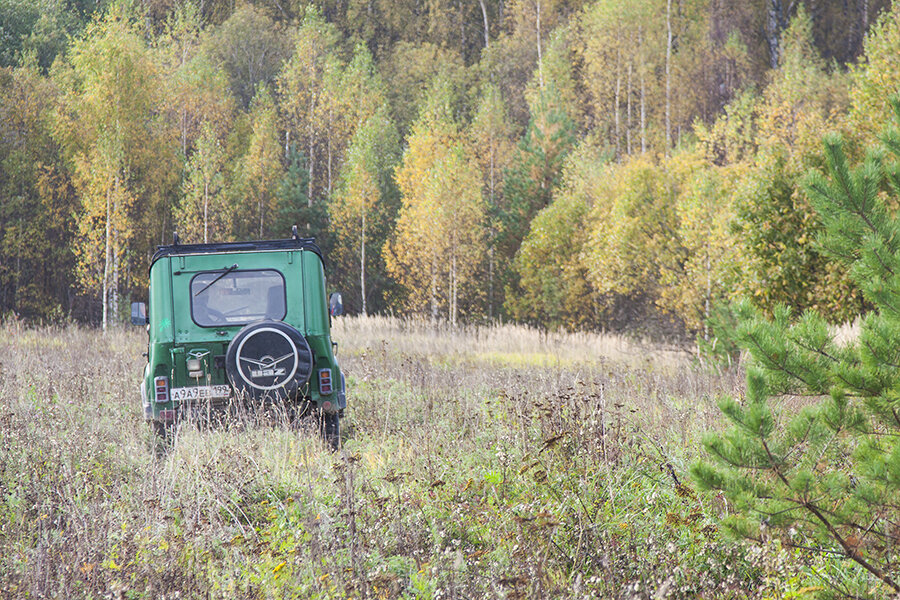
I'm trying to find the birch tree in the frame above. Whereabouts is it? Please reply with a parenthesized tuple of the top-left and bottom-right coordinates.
(386, 81, 486, 323)
(330, 108, 400, 315)
(277, 7, 341, 204)
(178, 120, 229, 243)
(241, 87, 283, 239)
(54, 6, 160, 329)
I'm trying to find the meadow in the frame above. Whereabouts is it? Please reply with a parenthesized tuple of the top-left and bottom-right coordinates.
(0, 317, 851, 598)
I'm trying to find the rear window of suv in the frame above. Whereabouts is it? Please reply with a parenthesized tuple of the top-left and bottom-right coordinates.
(191, 269, 286, 327)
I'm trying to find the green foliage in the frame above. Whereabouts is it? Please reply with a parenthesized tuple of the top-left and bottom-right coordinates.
(507, 140, 605, 330)
(498, 82, 576, 270)
(380, 41, 469, 139)
(274, 145, 311, 236)
(0, 60, 76, 320)
(693, 99, 900, 596)
(0, 0, 98, 70)
(849, 2, 900, 146)
(695, 299, 742, 369)
(583, 155, 681, 300)
(329, 107, 400, 315)
(237, 86, 284, 239)
(201, 5, 289, 109)
(729, 7, 862, 323)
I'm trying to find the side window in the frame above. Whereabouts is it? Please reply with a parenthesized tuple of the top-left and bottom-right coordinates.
(191, 269, 286, 327)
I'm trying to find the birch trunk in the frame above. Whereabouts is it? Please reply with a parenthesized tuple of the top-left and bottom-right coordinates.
(766, 0, 782, 68)
(259, 189, 265, 239)
(479, 0, 490, 48)
(450, 249, 458, 327)
(536, 0, 544, 90)
(102, 185, 111, 331)
(614, 44, 621, 160)
(488, 142, 496, 320)
(307, 92, 316, 211)
(203, 174, 209, 244)
(308, 130, 315, 212)
(110, 173, 121, 327)
(112, 228, 119, 327)
(626, 61, 633, 156)
(639, 26, 646, 154)
(488, 244, 495, 321)
(861, 0, 869, 47)
(326, 110, 333, 195)
(765, 0, 795, 68)
(665, 0, 672, 154)
(430, 259, 438, 323)
(360, 209, 367, 316)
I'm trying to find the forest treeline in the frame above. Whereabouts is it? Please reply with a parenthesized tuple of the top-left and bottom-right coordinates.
(2, 0, 899, 336)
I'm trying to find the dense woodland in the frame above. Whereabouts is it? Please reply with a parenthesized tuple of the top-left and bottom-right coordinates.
(1, 0, 899, 336)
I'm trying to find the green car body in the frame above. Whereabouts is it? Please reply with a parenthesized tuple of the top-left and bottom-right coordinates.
(134, 234, 345, 435)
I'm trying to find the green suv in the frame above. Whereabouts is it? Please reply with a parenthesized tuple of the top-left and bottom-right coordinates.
(132, 229, 345, 446)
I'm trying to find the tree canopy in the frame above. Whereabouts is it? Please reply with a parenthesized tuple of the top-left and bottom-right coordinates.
(0, 0, 897, 335)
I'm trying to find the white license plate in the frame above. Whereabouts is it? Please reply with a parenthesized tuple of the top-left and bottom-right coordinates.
(171, 385, 231, 401)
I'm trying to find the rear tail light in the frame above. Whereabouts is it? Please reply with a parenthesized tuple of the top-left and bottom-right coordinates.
(318, 368, 333, 395)
(154, 376, 169, 403)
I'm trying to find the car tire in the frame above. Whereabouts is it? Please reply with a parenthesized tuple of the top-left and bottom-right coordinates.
(225, 320, 313, 403)
(321, 411, 340, 450)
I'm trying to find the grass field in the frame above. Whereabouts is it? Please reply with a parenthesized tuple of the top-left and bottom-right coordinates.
(0, 317, 850, 599)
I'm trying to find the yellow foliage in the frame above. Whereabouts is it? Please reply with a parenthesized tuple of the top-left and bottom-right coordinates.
(387, 103, 486, 324)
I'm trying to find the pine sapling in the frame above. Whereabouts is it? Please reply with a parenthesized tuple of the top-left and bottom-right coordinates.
(693, 98, 900, 596)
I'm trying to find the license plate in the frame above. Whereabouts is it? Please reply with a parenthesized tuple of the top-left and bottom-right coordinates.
(171, 385, 231, 402)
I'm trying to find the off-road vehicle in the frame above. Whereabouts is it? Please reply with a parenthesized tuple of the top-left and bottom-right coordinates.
(131, 228, 345, 446)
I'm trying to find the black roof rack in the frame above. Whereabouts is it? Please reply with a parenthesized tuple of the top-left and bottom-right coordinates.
(150, 236, 324, 270)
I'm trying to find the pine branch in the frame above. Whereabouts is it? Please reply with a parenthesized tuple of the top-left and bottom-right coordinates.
(760, 435, 900, 592)
(745, 329, 817, 390)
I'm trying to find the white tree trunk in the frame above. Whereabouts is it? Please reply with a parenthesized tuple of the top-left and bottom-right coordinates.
(640, 68, 646, 153)
(626, 60, 633, 156)
(110, 173, 122, 328)
(307, 92, 315, 211)
(203, 175, 209, 244)
(614, 45, 621, 160)
(449, 249, 458, 327)
(430, 259, 438, 323)
(479, 0, 490, 48)
(327, 111, 333, 195)
(536, 0, 544, 90)
(665, 0, 672, 154)
(102, 186, 111, 331)
(259, 192, 264, 239)
(360, 209, 367, 316)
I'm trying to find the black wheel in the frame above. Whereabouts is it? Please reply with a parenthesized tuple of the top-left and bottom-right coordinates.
(149, 420, 173, 457)
(225, 320, 313, 403)
(320, 411, 340, 450)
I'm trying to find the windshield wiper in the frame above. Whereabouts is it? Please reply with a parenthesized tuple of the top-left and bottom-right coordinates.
(194, 264, 238, 297)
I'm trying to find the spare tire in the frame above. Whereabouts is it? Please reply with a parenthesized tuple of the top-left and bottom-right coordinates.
(225, 320, 313, 402)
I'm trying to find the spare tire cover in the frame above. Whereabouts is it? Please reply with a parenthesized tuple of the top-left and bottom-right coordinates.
(225, 320, 313, 402)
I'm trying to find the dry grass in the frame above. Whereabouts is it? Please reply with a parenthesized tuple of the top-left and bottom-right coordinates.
(333, 315, 690, 372)
(0, 317, 835, 599)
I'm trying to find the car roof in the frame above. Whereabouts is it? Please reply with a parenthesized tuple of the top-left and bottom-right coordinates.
(150, 236, 325, 271)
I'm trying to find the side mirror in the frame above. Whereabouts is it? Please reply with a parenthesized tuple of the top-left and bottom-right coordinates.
(131, 302, 148, 326)
(329, 292, 344, 317)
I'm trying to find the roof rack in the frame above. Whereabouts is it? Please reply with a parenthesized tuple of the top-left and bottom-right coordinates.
(150, 236, 324, 269)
